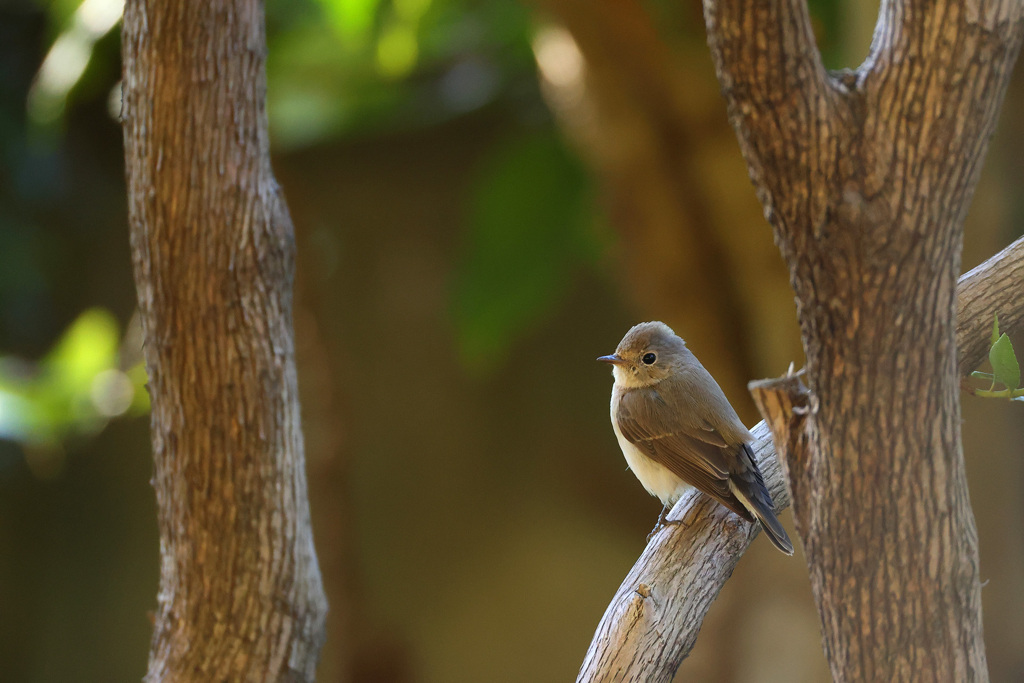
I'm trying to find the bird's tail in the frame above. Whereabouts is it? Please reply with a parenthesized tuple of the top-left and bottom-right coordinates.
(748, 497, 795, 555)
(729, 445, 794, 556)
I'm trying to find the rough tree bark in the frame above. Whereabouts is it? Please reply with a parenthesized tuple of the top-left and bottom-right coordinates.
(121, 1, 328, 680)
(578, 0, 1024, 679)
(709, 0, 1023, 678)
(578, 236, 1024, 681)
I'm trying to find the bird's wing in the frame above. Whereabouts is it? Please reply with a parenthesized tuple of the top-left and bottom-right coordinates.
(615, 387, 752, 520)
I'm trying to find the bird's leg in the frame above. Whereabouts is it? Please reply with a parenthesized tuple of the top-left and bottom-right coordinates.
(647, 503, 689, 542)
(656, 504, 671, 529)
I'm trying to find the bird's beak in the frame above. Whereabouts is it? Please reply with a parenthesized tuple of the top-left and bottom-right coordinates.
(597, 354, 628, 366)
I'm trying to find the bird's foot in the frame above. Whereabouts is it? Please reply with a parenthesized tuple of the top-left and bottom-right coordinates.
(647, 506, 689, 542)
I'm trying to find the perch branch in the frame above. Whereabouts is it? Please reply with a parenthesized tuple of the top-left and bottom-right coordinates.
(577, 236, 1024, 683)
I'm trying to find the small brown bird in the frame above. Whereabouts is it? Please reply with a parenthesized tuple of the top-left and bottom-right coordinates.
(599, 321, 793, 554)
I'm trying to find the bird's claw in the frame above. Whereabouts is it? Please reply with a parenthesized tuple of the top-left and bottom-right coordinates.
(647, 507, 689, 542)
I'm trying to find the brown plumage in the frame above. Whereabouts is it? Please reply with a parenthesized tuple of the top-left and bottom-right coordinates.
(599, 321, 793, 555)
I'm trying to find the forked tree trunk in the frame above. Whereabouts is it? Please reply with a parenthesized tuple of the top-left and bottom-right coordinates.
(579, 1, 1024, 681)
(121, 1, 328, 680)
(706, 0, 1023, 678)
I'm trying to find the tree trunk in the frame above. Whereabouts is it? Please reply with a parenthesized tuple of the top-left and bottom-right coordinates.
(121, 1, 328, 680)
(703, 0, 1023, 679)
(578, 0, 1024, 679)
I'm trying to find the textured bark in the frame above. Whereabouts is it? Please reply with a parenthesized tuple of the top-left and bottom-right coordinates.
(577, 236, 1024, 682)
(957, 236, 1024, 376)
(121, 1, 328, 681)
(576, 420, 786, 683)
(704, 0, 1024, 678)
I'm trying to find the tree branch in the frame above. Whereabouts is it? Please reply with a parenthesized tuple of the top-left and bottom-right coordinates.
(577, 235, 1024, 683)
(576, 425, 779, 683)
(702, 0, 835, 235)
(703, 0, 827, 124)
(958, 236, 1024, 375)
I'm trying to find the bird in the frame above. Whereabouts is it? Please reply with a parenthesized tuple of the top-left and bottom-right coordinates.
(598, 321, 793, 555)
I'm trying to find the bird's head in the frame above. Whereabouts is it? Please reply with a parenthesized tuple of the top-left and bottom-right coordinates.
(597, 321, 688, 389)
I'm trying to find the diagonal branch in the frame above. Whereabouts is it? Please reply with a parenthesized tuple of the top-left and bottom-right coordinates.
(576, 421, 784, 683)
(576, 234, 1024, 683)
(702, 0, 836, 234)
(957, 236, 1024, 375)
(703, 0, 827, 126)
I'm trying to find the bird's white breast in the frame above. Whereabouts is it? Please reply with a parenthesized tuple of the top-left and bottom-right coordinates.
(610, 399, 691, 506)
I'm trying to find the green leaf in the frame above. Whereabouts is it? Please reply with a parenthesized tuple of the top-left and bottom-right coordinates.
(126, 362, 152, 415)
(266, 0, 536, 147)
(452, 131, 605, 372)
(992, 313, 1000, 347)
(990, 333, 1020, 391)
(43, 308, 119, 394)
(318, 0, 382, 44)
(376, 21, 419, 78)
(971, 371, 994, 379)
(0, 308, 124, 446)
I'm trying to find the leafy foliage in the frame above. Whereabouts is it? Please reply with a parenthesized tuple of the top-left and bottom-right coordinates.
(0, 308, 148, 457)
(453, 131, 607, 371)
(266, 0, 536, 147)
(968, 314, 1024, 400)
(990, 333, 1020, 391)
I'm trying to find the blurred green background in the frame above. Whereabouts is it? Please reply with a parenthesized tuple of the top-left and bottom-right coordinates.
(1, 0, 1022, 681)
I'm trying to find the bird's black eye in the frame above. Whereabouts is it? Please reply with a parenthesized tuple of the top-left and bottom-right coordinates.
(642, 352, 657, 365)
